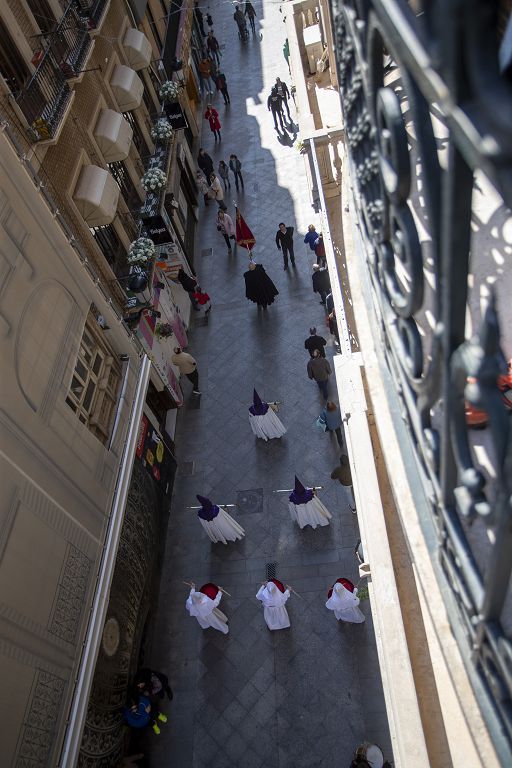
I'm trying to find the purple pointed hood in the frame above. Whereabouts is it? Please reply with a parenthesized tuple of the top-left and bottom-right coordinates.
(196, 495, 220, 521)
(249, 388, 269, 416)
(289, 475, 314, 505)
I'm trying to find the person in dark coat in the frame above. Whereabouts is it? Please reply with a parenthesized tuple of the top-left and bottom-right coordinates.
(275, 222, 295, 269)
(243, 261, 279, 309)
(245, 1, 257, 33)
(275, 77, 291, 119)
(177, 267, 199, 310)
(198, 148, 214, 181)
(304, 223, 318, 250)
(206, 31, 221, 65)
(215, 71, 230, 104)
(133, 668, 173, 702)
(267, 87, 285, 131)
(307, 348, 332, 400)
(314, 233, 326, 267)
(304, 326, 327, 357)
(312, 263, 331, 304)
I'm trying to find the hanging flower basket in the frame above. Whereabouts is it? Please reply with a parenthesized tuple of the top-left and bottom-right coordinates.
(141, 168, 167, 192)
(155, 322, 173, 338)
(151, 118, 173, 142)
(159, 80, 182, 103)
(127, 237, 155, 265)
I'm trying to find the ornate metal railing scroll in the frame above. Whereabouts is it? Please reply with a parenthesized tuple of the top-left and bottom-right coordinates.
(330, 0, 512, 760)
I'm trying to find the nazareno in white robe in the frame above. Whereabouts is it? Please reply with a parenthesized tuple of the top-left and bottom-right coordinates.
(199, 506, 245, 544)
(249, 407, 286, 441)
(256, 582, 291, 630)
(186, 588, 229, 633)
(288, 494, 332, 529)
(325, 583, 365, 624)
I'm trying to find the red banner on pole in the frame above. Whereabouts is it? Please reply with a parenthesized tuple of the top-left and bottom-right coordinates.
(235, 206, 256, 250)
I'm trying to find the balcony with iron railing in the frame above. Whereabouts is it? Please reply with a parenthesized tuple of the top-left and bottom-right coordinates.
(14, 48, 73, 142)
(49, 2, 94, 79)
(73, 0, 110, 32)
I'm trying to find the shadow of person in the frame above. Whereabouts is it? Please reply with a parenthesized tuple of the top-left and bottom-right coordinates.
(277, 130, 294, 147)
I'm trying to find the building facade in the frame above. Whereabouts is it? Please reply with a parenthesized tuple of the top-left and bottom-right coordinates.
(286, 0, 512, 765)
(0, 0, 203, 764)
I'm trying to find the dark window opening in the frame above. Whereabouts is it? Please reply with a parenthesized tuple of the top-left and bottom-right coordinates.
(27, 0, 56, 35)
(123, 111, 150, 160)
(108, 160, 142, 214)
(0, 19, 30, 93)
(91, 223, 125, 273)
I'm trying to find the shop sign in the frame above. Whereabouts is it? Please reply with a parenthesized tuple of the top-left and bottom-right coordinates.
(164, 101, 188, 130)
(135, 414, 176, 493)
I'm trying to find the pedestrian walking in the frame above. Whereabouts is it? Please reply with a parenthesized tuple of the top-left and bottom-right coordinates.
(249, 389, 286, 440)
(267, 87, 285, 131)
(204, 103, 221, 140)
(194, 1, 206, 36)
(123, 694, 168, 735)
(307, 348, 331, 400)
(191, 285, 211, 315)
(133, 669, 173, 702)
(304, 326, 327, 358)
(209, 173, 227, 209)
(229, 153, 244, 191)
(319, 401, 344, 451)
(233, 5, 248, 37)
(195, 495, 245, 544)
(331, 455, 356, 511)
(312, 263, 331, 303)
(325, 579, 365, 624)
(283, 38, 291, 73)
(171, 346, 201, 394)
(243, 261, 279, 309)
(218, 160, 231, 189)
(215, 70, 230, 104)
(196, 169, 210, 206)
(328, 308, 340, 346)
(275, 222, 295, 269)
(314, 232, 326, 266)
(197, 147, 214, 180)
(256, 580, 291, 630)
(198, 54, 215, 95)
(304, 223, 318, 251)
(186, 584, 229, 634)
(206, 30, 221, 65)
(288, 475, 332, 529)
(275, 77, 291, 119)
(176, 267, 199, 310)
(245, 0, 257, 33)
(216, 208, 236, 252)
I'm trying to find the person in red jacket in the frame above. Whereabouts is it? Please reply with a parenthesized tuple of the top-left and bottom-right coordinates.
(204, 103, 221, 141)
(192, 285, 211, 315)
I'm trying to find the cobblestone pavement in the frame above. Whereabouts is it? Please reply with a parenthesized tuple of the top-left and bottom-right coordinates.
(146, 1, 392, 766)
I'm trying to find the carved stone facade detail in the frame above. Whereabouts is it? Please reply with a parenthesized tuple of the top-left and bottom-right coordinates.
(48, 544, 92, 645)
(15, 669, 66, 767)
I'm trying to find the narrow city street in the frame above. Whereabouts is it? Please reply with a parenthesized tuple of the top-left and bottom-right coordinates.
(146, 2, 392, 766)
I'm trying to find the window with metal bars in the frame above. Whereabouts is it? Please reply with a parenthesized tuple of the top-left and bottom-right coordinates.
(122, 111, 150, 160)
(91, 223, 125, 273)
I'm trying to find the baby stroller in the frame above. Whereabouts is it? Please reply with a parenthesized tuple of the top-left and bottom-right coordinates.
(237, 20, 249, 41)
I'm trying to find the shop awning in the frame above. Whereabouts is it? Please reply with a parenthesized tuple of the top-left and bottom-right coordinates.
(73, 165, 120, 226)
(94, 109, 133, 162)
(110, 64, 143, 111)
(123, 28, 152, 71)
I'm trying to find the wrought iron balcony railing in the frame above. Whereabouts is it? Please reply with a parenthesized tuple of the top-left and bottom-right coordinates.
(15, 50, 72, 142)
(49, 2, 93, 79)
(329, 0, 512, 762)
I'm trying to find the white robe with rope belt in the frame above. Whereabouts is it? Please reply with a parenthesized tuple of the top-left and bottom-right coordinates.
(325, 583, 365, 624)
(256, 583, 290, 630)
(186, 588, 229, 633)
